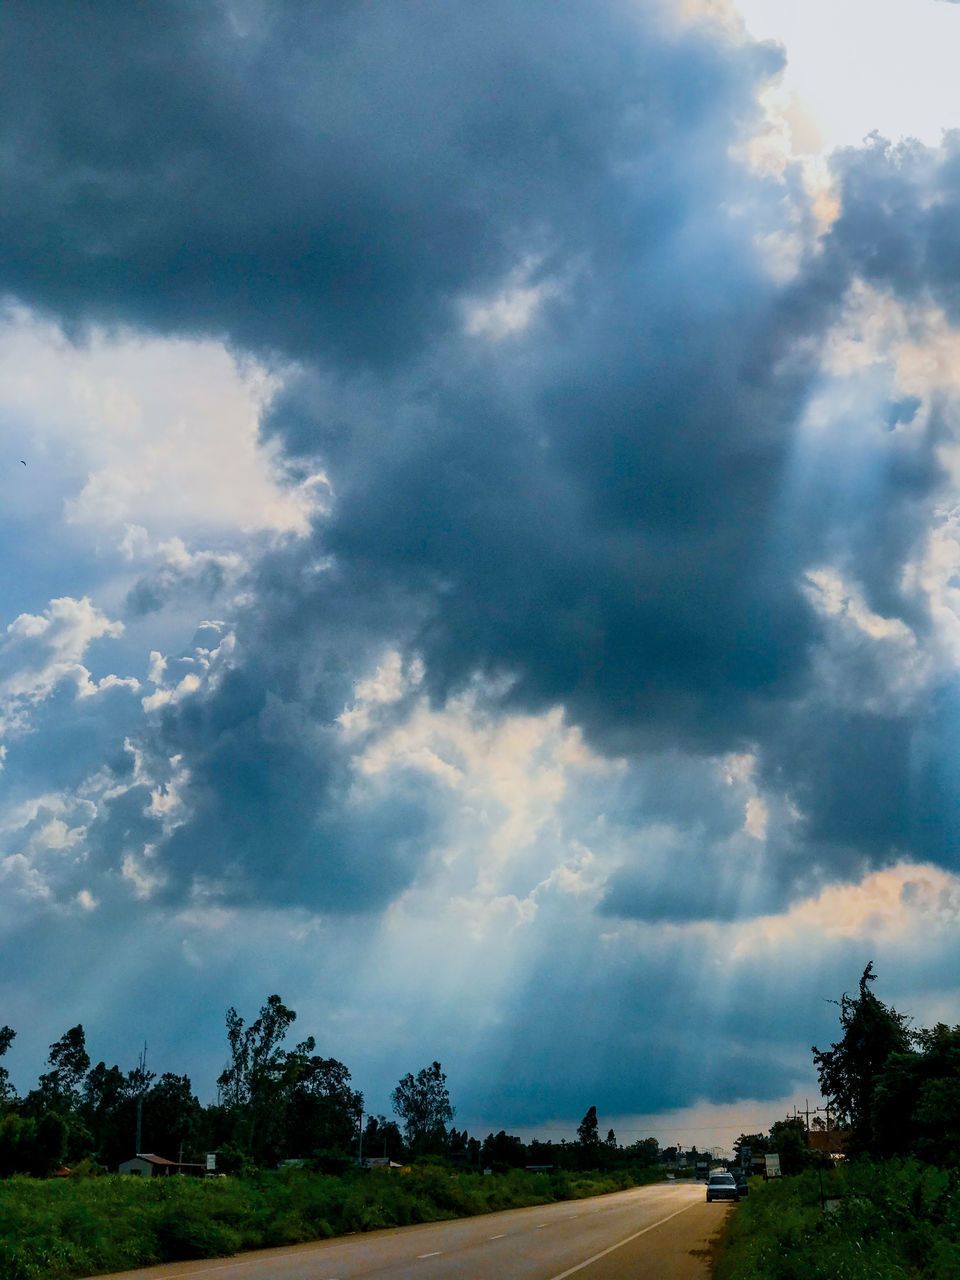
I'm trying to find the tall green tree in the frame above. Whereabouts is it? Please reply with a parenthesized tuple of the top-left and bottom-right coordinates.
(768, 1117, 815, 1174)
(812, 963, 913, 1153)
(282, 1040, 363, 1158)
(28, 1025, 90, 1115)
(81, 1061, 128, 1164)
(392, 1061, 453, 1156)
(22, 1024, 93, 1163)
(0, 1025, 15, 1106)
(217, 994, 297, 1161)
(362, 1114, 404, 1162)
(576, 1105, 601, 1168)
(872, 1022, 960, 1164)
(482, 1129, 526, 1169)
(142, 1073, 203, 1163)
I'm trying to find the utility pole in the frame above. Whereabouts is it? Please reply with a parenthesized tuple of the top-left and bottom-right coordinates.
(135, 1042, 147, 1155)
(358, 1112, 365, 1168)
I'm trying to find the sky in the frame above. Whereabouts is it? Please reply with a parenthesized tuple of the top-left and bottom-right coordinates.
(3, 0, 960, 1154)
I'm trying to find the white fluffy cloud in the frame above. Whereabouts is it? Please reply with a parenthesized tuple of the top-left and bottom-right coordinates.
(0, 304, 326, 543)
(0, 596, 134, 735)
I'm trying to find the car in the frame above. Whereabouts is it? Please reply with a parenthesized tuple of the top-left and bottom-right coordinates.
(705, 1171, 740, 1202)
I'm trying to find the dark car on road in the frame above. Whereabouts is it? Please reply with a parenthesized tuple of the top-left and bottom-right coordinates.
(705, 1171, 739, 1202)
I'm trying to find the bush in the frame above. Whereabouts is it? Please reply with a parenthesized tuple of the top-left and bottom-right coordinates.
(716, 1160, 960, 1280)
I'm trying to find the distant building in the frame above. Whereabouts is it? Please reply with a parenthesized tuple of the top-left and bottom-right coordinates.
(118, 1153, 206, 1177)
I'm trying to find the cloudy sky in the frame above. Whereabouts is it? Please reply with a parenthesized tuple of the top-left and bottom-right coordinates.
(3, 0, 960, 1151)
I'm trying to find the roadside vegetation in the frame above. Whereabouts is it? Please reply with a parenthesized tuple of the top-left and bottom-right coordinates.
(716, 964, 960, 1280)
(717, 1161, 960, 1280)
(0, 1161, 667, 1280)
(0, 995, 668, 1279)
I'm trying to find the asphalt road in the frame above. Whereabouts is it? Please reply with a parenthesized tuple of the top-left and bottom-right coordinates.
(83, 1180, 734, 1280)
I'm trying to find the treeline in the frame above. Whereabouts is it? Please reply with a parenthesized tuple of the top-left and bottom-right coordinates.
(728, 961, 960, 1175)
(0, 997, 661, 1178)
(717, 964, 960, 1280)
(812, 961, 960, 1164)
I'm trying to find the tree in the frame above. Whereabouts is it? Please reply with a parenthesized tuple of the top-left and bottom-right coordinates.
(812, 963, 913, 1152)
(625, 1136, 659, 1166)
(142, 1073, 203, 1162)
(362, 1114, 404, 1162)
(0, 1025, 15, 1106)
(81, 1061, 128, 1164)
(482, 1129, 526, 1170)
(577, 1105, 599, 1147)
(29, 1025, 90, 1115)
(217, 994, 297, 1161)
(575, 1105, 602, 1169)
(768, 1118, 814, 1175)
(392, 1061, 453, 1156)
(21, 1024, 93, 1164)
(283, 1041, 363, 1159)
(871, 1022, 960, 1164)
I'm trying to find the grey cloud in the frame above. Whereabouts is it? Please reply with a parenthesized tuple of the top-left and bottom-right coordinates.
(0, 2, 778, 367)
(1, 0, 958, 926)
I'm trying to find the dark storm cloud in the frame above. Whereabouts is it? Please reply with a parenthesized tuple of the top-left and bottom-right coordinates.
(824, 132, 960, 328)
(0, 0, 776, 367)
(136, 605, 442, 912)
(2, 0, 958, 917)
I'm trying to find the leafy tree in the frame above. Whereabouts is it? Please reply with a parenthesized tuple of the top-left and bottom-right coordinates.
(21, 1025, 93, 1163)
(577, 1105, 599, 1147)
(0, 1025, 15, 1106)
(142, 1073, 203, 1162)
(283, 1040, 362, 1159)
(81, 1061, 128, 1164)
(625, 1136, 659, 1166)
(482, 1129, 527, 1170)
(872, 1022, 960, 1163)
(768, 1117, 816, 1175)
(362, 1114, 404, 1162)
(392, 1061, 453, 1156)
(217, 994, 297, 1160)
(812, 963, 913, 1152)
(27, 1025, 90, 1116)
(527, 1137, 558, 1167)
(575, 1105, 601, 1167)
(0, 1111, 69, 1177)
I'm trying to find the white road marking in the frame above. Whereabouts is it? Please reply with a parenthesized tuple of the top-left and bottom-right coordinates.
(544, 1200, 701, 1280)
(417, 1251, 442, 1258)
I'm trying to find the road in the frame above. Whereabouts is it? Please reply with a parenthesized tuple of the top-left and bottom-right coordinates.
(83, 1180, 734, 1280)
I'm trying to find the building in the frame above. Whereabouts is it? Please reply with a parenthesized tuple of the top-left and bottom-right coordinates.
(118, 1153, 206, 1177)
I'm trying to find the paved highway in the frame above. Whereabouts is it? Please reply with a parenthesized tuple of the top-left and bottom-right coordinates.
(84, 1180, 733, 1280)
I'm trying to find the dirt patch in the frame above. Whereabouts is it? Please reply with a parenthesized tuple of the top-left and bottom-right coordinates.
(689, 1202, 737, 1276)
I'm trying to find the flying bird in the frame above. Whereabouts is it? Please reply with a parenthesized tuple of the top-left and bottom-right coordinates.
(19, 460, 26, 466)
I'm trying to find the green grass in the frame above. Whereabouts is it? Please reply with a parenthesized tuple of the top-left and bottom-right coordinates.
(715, 1160, 960, 1280)
(0, 1163, 666, 1280)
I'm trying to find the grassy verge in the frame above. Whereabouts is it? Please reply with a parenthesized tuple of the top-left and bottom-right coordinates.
(715, 1160, 960, 1280)
(0, 1163, 665, 1280)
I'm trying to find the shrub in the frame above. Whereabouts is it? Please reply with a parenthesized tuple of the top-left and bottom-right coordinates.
(0, 1161, 669, 1279)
